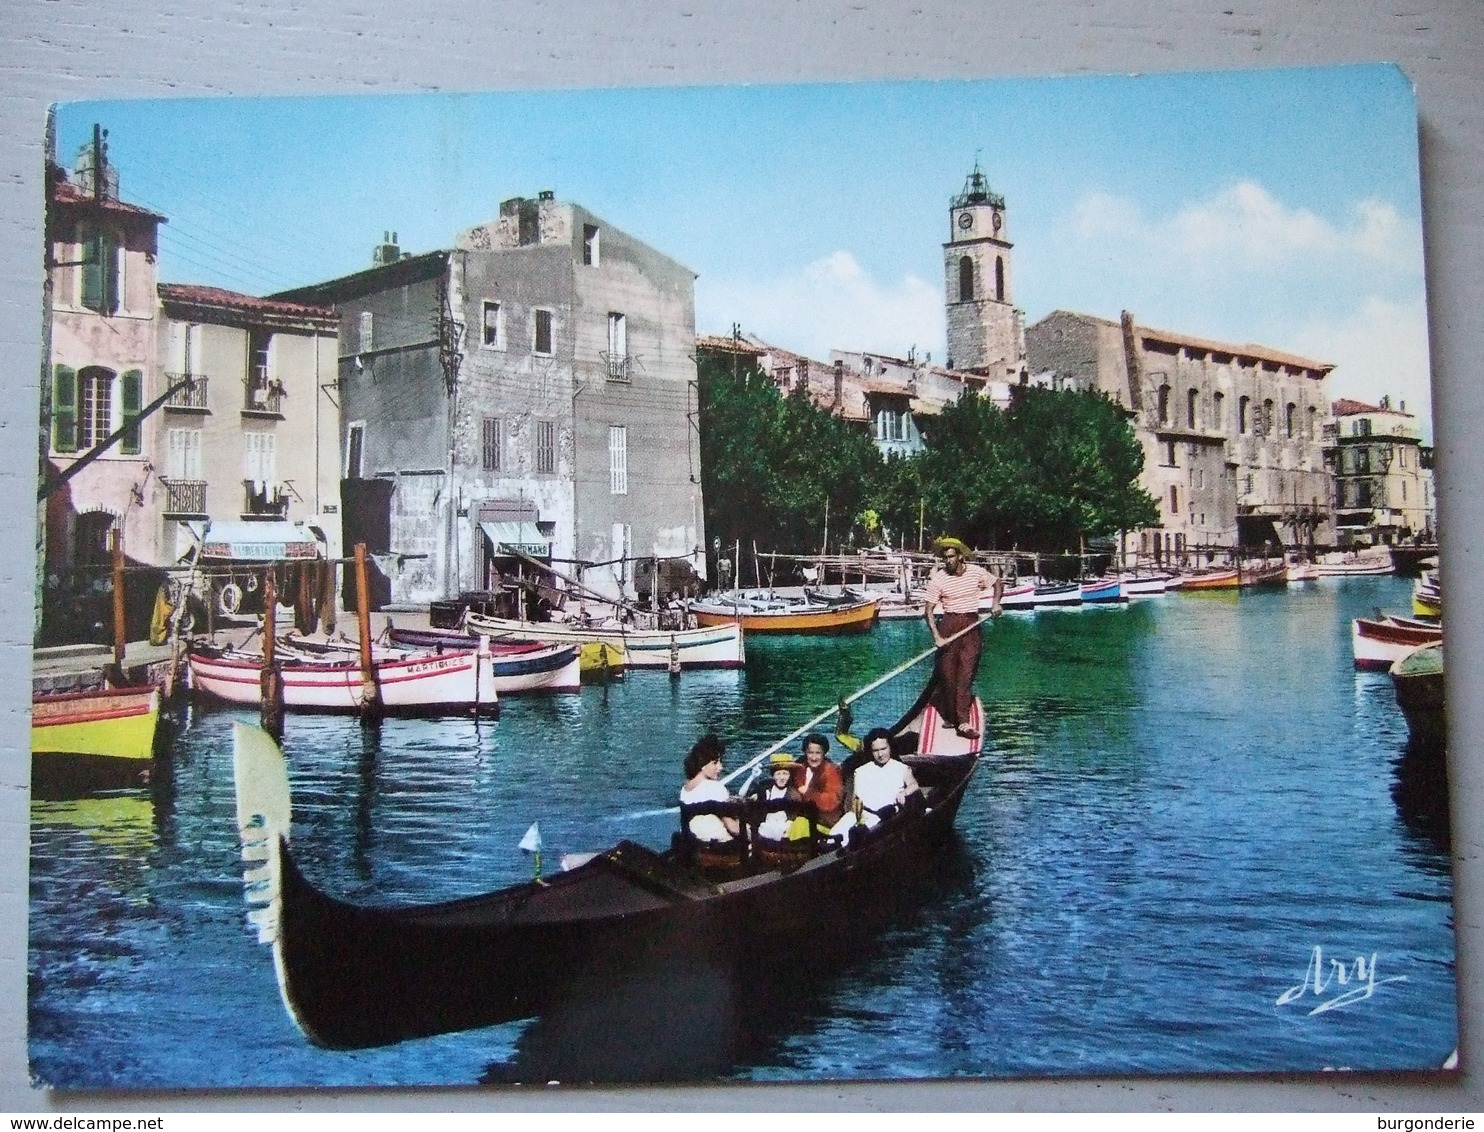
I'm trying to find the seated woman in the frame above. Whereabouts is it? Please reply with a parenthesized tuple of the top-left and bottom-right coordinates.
(829, 727, 920, 837)
(679, 733, 739, 843)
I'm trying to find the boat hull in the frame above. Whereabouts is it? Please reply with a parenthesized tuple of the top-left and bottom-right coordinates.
(1080, 579, 1126, 604)
(1180, 569, 1240, 591)
(31, 686, 160, 791)
(1316, 559, 1394, 577)
(689, 599, 879, 635)
(1391, 643, 1444, 746)
(465, 614, 744, 670)
(189, 650, 499, 714)
(1351, 617, 1443, 671)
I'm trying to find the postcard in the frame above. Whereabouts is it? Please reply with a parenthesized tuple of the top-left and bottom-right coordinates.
(28, 65, 1453, 1089)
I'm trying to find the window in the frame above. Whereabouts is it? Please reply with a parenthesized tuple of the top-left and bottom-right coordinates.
(1163, 440, 1177, 467)
(1169, 485, 1179, 513)
(536, 419, 556, 474)
(1261, 399, 1274, 437)
(583, 224, 600, 266)
(345, 423, 365, 479)
(1157, 384, 1170, 425)
(167, 427, 202, 480)
(609, 425, 628, 494)
(245, 431, 277, 486)
(958, 256, 974, 302)
(1306, 405, 1317, 438)
(994, 256, 1005, 302)
(481, 301, 503, 348)
(120, 370, 142, 455)
(1213, 391, 1225, 431)
(1239, 396, 1250, 434)
(606, 312, 629, 381)
(358, 311, 374, 352)
(482, 418, 502, 472)
(1355, 418, 1372, 438)
(1187, 389, 1198, 430)
(533, 309, 554, 355)
(77, 366, 114, 451)
(1402, 481, 1407, 502)
(79, 225, 120, 314)
(877, 408, 907, 443)
(246, 330, 277, 410)
(1285, 402, 1296, 438)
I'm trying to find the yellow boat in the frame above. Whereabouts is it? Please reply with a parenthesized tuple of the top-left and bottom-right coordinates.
(1178, 569, 1240, 591)
(1413, 592, 1442, 619)
(32, 686, 161, 793)
(689, 595, 880, 634)
(577, 640, 629, 679)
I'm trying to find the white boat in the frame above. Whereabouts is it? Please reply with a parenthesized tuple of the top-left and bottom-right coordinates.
(1351, 616, 1443, 671)
(1285, 560, 1320, 582)
(1117, 573, 1171, 597)
(1316, 556, 1394, 577)
(278, 633, 581, 694)
(188, 646, 500, 714)
(990, 582, 1038, 611)
(465, 612, 745, 670)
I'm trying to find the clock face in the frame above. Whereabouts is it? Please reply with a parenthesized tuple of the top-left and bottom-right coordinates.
(991, 210, 1003, 233)
(957, 211, 974, 231)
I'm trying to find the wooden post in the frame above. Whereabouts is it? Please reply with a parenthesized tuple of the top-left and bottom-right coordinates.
(260, 568, 284, 741)
(111, 527, 126, 670)
(354, 542, 381, 717)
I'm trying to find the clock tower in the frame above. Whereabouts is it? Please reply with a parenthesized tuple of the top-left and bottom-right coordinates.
(944, 163, 1023, 376)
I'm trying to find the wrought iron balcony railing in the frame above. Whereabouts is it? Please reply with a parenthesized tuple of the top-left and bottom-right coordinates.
(163, 373, 209, 410)
(242, 480, 290, 518)
(243, 378, 286, 415)
(602, 352, 631, 383)
(162, 479, 207, 516)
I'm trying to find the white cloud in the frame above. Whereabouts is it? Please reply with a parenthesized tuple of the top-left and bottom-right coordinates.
(1288, 294, 1435, 439)
(1071, 181, 1422, 274)
(697, 251, 943, 361)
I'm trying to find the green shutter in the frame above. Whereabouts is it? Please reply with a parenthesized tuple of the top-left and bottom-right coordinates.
(80, 230, 102, 312)
(52, 365, 77, 453)
(121, 370, 142, 454)
(102, 235, 119, 314)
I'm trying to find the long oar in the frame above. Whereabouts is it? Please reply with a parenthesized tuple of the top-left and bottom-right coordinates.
(614, 611, 991, 821)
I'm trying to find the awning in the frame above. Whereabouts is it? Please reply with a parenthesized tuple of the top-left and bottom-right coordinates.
(480, 521, 551, 558)
(200, 520, 322, 561)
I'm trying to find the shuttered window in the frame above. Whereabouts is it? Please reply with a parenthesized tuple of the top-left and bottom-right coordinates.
(535, 420, 555, 474)
(120, 370, 143, 455)
(78, 367, 114, 450)
(482, 418, 502, 471)
(609, 424, 628, 494)
(80, 227, 120, 315)
(167, 428, 202, 480)
(245, 431, 276, 486)
(52, 365, 77, 453)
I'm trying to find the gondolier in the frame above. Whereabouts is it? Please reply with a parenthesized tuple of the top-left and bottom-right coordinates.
(924, 536, 1001, 740)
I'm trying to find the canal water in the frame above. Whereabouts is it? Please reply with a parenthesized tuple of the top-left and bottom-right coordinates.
(28, 576, 1457, 1088)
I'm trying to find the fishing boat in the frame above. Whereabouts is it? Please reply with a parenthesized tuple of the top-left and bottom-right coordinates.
(1117, 573, 1171, 597)
(1316, 556, 1394, 577)
(688, 595, 879, 635)
(1238, 561, 1288, 588)
(1031, 582, 1083, 608)
(1285, 559, 1320, 583)
(1079, 578, 1126, 604)
(188, 645, 500, 715)
(1351, 616, 1443, 671)
(297, 631, 584, 695)
(1179, 568, 1240, 591)
(1413, 571, 1442, 620)
(465, 612, 742, 670)
(32, 685, 161, 792)
(1390, 642, 1444, 747)
(992, 582, 1039, 611)
(232, 648, 982, 1050)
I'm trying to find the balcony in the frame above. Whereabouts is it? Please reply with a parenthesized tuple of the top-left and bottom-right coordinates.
(162, 479, 207, 517)
(242, 480, 290, 519)
(242, 377, 286, 418)
(163, 373, 209, 412)
(602, 352, 631, 383)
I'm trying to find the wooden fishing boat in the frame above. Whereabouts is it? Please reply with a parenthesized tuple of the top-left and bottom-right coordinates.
(1351, 616, 1443, 671)
(1079, 578, 1126, 604)
(1285, 560, 1320, 583)
(990, 582, 1038, 611)
(1238, 561, 1288, 588)
(1316, 556, 1394, 577)
(1179, 568, 1240, 591)
(687, 595, 879, 635)
(1117, 573, 1171, 597)
(1031, 582, 1082, 607)
(232, 661, 981, 1050)
(465, 612, 742, 670)
(189, 645, 499, 715)
(1390, 642, 1444, 747)
(301, 631, 583, 694)
(32, 686, 161, 792)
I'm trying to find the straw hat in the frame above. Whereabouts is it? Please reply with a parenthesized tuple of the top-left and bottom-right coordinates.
(933, 536, 972, 555)
(766, 753, 801, 775)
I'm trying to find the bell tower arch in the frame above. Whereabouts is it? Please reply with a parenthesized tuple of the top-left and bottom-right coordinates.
(943, 163, 1023, 377)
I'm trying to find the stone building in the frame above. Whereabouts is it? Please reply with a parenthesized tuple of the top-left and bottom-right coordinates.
(43, 133, 167, 576)
(1325, 397, 1429, 547)
(278, 196, 706, 606)
(942, 164, 1026, 381)
(154, 285, 341, 564)
(1026, 310, 1334, 561)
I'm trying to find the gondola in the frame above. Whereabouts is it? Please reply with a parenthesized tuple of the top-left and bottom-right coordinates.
(233, 660, 982, 1051)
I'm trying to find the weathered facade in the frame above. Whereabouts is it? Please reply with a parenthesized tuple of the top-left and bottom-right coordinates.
(154, 285, 341, 563)
(43, 139, 166, 575)
(1325, 397, 1429, 547)
(280, 196, 706, 606)
(1026, 309, 1335, 559)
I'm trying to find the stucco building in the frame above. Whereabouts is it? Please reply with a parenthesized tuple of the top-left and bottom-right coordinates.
(1026, 310, 1335, 561)
(279, 195, 706, 606)
(1326, 396, 1429, 547)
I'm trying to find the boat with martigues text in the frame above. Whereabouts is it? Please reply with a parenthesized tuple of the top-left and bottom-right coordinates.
(32, 685, 161, 793)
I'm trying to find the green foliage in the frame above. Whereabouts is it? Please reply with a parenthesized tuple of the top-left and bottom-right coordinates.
(697, 349, 1158, 557)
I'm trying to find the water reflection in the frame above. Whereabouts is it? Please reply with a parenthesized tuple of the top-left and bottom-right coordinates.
(1392, 736, 1450, 856)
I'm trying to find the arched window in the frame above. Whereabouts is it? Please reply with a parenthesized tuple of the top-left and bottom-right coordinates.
(1285, 402, 1296, 438)
(994, 256, 1005, 302)
(1157, 384, 1171, 425)
(1306, 405, 1317, 437)
(1169, 485, 1179, 513)
(1187, 388, 1199, 429)
(1238, 395, 1250, 434)
(1213, 391, 1225, 431)
(1262, 398, 1274, 437)
(958, 256, 974, 301)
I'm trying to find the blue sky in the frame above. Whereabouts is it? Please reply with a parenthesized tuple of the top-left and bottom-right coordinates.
(55, 64, 1431, 434)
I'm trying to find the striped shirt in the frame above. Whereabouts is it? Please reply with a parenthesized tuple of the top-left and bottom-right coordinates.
(925, 563, 993, 613)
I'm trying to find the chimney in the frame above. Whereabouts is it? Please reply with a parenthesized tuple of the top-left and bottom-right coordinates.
(1380, 394, 1391, 410)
